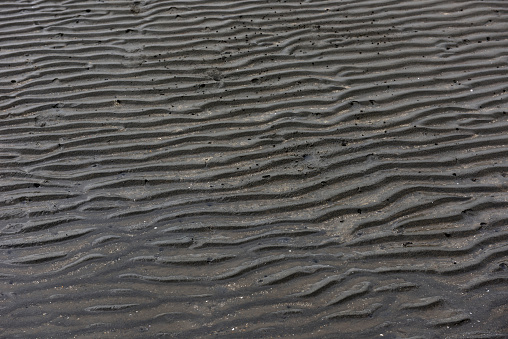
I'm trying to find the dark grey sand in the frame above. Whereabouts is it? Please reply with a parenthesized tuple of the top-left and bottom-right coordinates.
(1, 0, 507, 337)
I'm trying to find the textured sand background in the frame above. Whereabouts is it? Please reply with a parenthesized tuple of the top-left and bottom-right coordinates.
(1, 0, 508, 338)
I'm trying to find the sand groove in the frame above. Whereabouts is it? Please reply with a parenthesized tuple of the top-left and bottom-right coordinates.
(1, 0, 507, 337)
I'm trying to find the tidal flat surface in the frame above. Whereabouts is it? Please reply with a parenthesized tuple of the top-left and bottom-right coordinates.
(1, 0, 507, 337)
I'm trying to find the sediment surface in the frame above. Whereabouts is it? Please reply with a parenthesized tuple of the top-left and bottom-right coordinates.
(1, 0, 507, 337)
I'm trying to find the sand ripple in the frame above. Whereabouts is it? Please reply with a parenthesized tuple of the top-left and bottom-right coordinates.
(1, 0, 507, 337)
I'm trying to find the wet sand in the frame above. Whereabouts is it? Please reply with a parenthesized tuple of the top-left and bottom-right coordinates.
(1, 0, 508, 337)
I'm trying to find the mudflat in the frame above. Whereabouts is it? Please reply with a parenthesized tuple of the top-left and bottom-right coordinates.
(1, 0, 507, 338)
